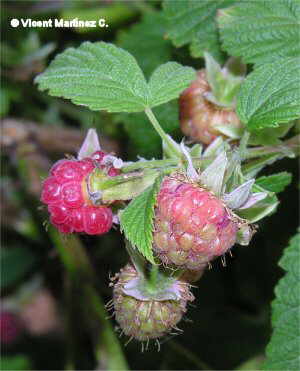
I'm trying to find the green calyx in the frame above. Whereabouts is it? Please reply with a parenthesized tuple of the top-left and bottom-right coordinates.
(204, 52, 246, 109)
(122, 266, 182, 302)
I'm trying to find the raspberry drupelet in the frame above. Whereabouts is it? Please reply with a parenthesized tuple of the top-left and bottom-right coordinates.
(41, 151, 120, 235)
(153, 175, 238, 270)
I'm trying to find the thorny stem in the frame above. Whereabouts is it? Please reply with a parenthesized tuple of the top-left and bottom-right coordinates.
(145, 107, 182, 159)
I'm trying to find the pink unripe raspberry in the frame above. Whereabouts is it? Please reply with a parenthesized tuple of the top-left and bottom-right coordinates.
(153, 175, 238, 269)
(0, 311, 22, 345)
(179, 70, 242, 145)
(41, 151, 119, 236)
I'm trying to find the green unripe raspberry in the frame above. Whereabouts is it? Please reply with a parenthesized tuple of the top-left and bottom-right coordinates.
(112, 264, 194, 341)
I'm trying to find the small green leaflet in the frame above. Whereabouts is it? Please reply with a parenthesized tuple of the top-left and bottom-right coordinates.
(163, 0, 235, 62)
(218, 0, 300, 66)
(36, 41, 195, 113)
(148, 62, 195, 108)
(256, 172, 292, 193)
(237, 58, 300, 130)
(120, 175, 163, 264)
(262, 232, 300, 370)
(117, 12, 172, 78)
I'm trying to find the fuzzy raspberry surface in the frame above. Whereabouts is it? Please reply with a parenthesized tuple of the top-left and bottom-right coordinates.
(153, 176, 238, 270)
(179, 70, 241, 145)
(113, 264, 193, 341)
(41, 151, 119, 235)
(0, 311, 22, 345)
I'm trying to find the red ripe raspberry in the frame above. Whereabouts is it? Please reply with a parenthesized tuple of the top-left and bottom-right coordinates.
(82, 206, 113, 235)
(51, 160, 85, 183)
(153, 175, 238, 270)
(61, 181, 84, 208)
(40, 177, 61, 204)
(179, 70, 241, 145)
(48, 204, 69, 224)
(41, 151, 119, 235)
(71, 208, 85, 232)
(78, 158, 95, 175)
(0, 311, 22, 345)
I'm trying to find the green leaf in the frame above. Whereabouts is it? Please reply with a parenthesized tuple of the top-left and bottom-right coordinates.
(0, 355, 32, 371)
(237, 58, 300, 130)
(262, 232, 300, 370)
(120, 176, 163, 264)
(148, 62, 196, 108)
(249, 123, 294, 146)
(256, 172, 292, 193)
(117, 12, 172, 78)
(1, 247, 36, 289)
(218, 0, 300, 66)
(35, 41, 149, 113)
(163, 0, 235, 62)
(36, 42, 195, 113)
(115, 100, 180, 158)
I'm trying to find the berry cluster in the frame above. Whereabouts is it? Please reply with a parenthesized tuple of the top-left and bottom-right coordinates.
(41, 151, 119, 235)
(153, 175, 238, 270)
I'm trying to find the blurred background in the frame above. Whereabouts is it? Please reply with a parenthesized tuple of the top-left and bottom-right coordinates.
(1, 1, 299, 370)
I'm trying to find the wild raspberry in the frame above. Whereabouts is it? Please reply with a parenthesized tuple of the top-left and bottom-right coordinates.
(179, 70, 242, 145)
(41, 151, 119, 235)
(0, 311, 22, 345)
(153, 175, 238, 270)
(113, 264, 194, 341)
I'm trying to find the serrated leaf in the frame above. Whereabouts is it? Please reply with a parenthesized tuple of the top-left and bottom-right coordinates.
(262, 232, 300, 370)
(163, 0, 235, 62)
(1, 247, 36, 289)
(36, 41, 194, 113)
(120, 176, 163, 263)
(256, 172, 292, 193)
(237, 58, 300, 130)
(148, 62, 196, 108)
(117, 12, 172, 78)
(35, 41, 149, 113)
(218, 0, 300, 66)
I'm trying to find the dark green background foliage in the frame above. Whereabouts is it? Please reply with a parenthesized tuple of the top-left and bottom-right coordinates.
(1, 1, 299, 370)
